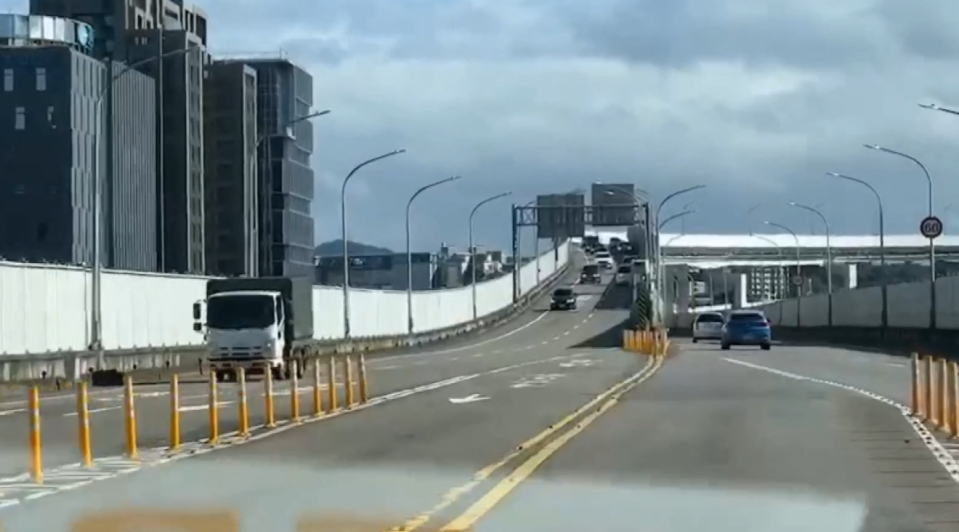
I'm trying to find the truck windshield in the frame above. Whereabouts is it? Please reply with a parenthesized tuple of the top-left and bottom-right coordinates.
(207, 295, 275, 330)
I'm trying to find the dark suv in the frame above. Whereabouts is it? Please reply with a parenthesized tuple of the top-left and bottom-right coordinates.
(550, 288, 578, 311)
(580, 264, 601, 284)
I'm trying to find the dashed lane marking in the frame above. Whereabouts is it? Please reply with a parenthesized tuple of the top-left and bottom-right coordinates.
(723, 357, 959, 487)
(0, 352, 593, 510)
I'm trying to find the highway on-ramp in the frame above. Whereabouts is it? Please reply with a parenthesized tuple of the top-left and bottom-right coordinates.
(2, 280, 959, 530)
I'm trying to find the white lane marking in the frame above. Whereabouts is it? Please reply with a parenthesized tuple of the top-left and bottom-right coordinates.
(472, 353, 484, 358)
(374, 365, 400, 371)
(572, 324, 580, 330)
(62, 406, 121, 418)
(552, 336, 561, 341)
(541, 341, 549, 345)
(449, 357, 460, 361)
(0, 351, 587, 508)
(722, 357, 959, 486)
(563, 331, 570, 336)
(178, 401, 233, 413)
(449, 394, 490, 404)
(511, 373, 565, 389)
(0, 409, 25, 417)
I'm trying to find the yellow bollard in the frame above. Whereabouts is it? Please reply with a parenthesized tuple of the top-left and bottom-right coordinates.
(359, 353, 369, 403)
(169, 375, 181, 451)
(344, 354, 355, 408)
(952, 361, 959, 438)
(939, 358, 948, 430)
(947, 362, 957, 437)
(622, 330, 628, 350)
(76, 381, 92, 467)
(327, 356, 338, 411)
(28, 386, 42, 484)
(910, 352, 921, 416)
(290, 360, 301, 423)
(207, 371, 219, 445)
(312, 359, 323, 416)
(924, 356, 933, 422)
(264, 367, 276, 429)
(237, 368, 249, 437)
(123, 375, 138, 460)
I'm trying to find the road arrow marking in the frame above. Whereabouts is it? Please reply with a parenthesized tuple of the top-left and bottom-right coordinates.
(449, 394, 490, 404)
(559, 359, 594, 368)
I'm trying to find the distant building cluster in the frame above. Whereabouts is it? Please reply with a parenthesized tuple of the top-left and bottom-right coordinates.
(0, 0, 316, 278)
(313, 244, 510, 290)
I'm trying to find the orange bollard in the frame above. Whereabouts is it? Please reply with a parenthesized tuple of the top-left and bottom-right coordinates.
(947, 362, 957, 437)
(312, 359, 323, 416)
(264, 367, 276, 429)
(327, 356, 338, 411)
(28, 386, 42, 483)
(123, 375, 138, 460)
(910, 352, 921, 416)
(207, 371, 219, 445)
(169, 375, 181, 451)
(290, 360, 301, 423)
(344, 355, 355, 408)
(939, 358, 948, 430)
(237, 368, 249, 437)
(925, 356, 933, 422)
(76, 382, 92, 467)
(359, 353, 369, 403)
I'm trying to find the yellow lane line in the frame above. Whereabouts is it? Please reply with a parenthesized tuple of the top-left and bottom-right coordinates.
(390, 354, 660, 532)
(439, 355, 664, 531)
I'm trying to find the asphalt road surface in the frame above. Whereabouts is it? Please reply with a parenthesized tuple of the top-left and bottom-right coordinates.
(2, 274, 959, 531)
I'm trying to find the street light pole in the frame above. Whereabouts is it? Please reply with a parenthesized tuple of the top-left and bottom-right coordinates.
(863, 144, 936, 329)
(765, 221, 802, 326)
(91, 45, 201, 370)
(406, 175, 462, 334)
(789, 201, 833, 326)
(469, 192, 512, 320)
(827, 172, 887, 329)
(340, 149, 407, 338)
(788, 202, 832, 295)
(248, 109, 330, 276)
(656, 185, 706, 305)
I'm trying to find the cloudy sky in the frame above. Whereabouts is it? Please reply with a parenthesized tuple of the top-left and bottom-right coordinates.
(11, 0, 959, 253)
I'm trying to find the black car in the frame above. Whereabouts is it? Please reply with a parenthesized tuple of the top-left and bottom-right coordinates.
(580, 264, 601, 284)
(550, 288, 578, 310)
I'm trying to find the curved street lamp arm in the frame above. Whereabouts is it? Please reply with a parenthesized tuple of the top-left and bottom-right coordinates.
(657, 184, 706, 220)
(471, 192, 513, 218)
(408, 175, 462, 215)
(341, 149, 407, 198)
(659, 209, 695, 230)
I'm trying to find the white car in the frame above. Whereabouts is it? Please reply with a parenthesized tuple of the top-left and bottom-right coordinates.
(594, 252, 613, 269)
(692, 312, 725, 342)
(615, 264, 631, 285)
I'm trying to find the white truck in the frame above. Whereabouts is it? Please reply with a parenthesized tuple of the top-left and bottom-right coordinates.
(193, 276, 313, 381)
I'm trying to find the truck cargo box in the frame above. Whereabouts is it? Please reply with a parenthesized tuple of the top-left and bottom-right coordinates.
(206, 277, 314, 341)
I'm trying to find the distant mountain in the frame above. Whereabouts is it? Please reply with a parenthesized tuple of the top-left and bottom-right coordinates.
(315, 239, 394, 256)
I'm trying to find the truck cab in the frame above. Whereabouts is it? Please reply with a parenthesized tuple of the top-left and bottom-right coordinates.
(193, 277, 312, 381)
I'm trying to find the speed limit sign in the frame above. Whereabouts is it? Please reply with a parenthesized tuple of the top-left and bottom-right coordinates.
(920, 215, 943, 239)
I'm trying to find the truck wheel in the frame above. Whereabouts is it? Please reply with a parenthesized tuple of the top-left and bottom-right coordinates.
(272, 366, 285, 381)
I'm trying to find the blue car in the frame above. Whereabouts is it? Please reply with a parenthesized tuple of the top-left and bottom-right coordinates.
(720, 310, 772, 350)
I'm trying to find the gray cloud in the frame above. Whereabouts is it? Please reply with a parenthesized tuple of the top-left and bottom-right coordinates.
(5, 0, 959, 253)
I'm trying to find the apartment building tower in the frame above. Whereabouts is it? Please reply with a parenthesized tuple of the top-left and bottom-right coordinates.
(243, 57, 316, 277)
(30, 0, 210, 274)
(0, 14, 157, 270)
(203, 61, 258, 276)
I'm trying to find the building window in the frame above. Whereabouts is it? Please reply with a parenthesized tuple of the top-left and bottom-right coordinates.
(14, 107, 25, 130)
(35, 68, 46, 91)
(3, 69, 12, 92)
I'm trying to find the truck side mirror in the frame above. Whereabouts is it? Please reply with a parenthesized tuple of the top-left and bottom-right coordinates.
(193, 322, 203, 333)
(192, 302, 201, 320)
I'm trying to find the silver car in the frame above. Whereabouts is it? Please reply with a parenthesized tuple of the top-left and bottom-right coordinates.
(692, 312, 725, 342)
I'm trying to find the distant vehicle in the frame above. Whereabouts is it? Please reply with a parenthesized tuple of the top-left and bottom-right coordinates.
(580, 264, 601, 284)
(582, 235, 600, 252)
(721, 310, 772, 350)
(594, 252, 613, 269)
(615, 264, 632, 285)
(691, 312, 725, 342)
(550, 287, 578, 311)
(193, 277, 312, 381)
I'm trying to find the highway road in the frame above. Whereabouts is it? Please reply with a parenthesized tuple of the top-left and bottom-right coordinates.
(2, 271, 959, 530)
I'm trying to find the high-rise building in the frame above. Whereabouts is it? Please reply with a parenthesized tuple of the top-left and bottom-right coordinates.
(31, 0, 210, 274)
(203, 61, 258, 277)
(0, 14, 157, 270)
(243, 58, 315, 277)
